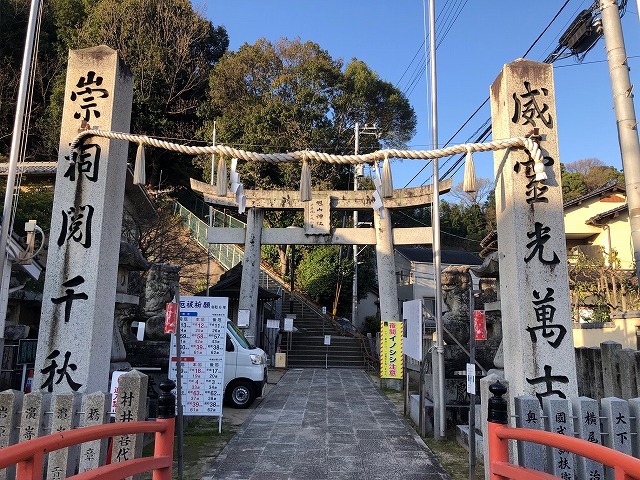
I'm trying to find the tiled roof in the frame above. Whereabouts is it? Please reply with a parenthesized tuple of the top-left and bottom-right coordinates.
(563, 179, 626, 208)
(585, 204, 628, 226)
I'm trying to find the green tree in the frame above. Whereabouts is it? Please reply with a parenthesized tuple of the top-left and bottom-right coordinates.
(561, 158, 624, 201)
(201, 37, 416, 193)
(67, 0, 228, 186)
(0, 0, 73, 161)
(561, 167, 588, 202)
(0, 180, 55, 236)
(295, 246, 352, 313)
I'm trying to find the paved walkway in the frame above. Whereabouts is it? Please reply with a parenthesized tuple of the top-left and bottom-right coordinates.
(204, 368, 451, 480)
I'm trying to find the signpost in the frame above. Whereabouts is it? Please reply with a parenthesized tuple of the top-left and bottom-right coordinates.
(324, 335, 331, 369)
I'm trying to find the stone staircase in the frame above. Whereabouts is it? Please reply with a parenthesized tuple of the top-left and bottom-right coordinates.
(278, 290, 368, 369)
(175, 198, 370, 370)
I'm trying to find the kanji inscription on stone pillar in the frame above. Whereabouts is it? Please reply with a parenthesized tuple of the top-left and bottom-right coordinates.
(34, 46, 134, 393)
(490, 59, 578, 405)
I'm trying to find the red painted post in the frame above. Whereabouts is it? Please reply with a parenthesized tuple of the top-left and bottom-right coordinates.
(16, 450, 43, 480)
(487, 422, 509, 479)
(152, 379, 176, 480)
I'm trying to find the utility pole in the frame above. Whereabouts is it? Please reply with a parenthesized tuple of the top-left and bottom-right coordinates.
(0, 0, 41, 352)
(600, 0, 640, 280)
(426, 0, 445, 440)
(352, 122, 378, 326)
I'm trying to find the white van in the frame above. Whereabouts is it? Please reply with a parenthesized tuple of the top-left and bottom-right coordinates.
(224, 321, 268, 408)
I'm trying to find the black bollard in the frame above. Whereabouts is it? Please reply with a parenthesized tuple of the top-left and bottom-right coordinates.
(488, 381, 508, 425)
(157, 379, 176, 419)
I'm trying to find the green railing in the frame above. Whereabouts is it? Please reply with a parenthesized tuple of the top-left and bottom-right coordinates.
(173, 201, 245, 270)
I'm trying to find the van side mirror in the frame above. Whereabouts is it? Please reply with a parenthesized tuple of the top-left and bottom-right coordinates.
(226, 336, 234, 352)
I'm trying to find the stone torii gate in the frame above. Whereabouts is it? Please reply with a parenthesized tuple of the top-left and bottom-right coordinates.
(190, 178, 452, 345)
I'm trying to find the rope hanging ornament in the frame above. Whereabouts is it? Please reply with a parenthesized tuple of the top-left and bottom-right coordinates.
(463, 146, 477, 193)
(524, 137, 547, 181)
(371, 161, 385, 218)
(300, 155, 312, 202)
(68, 129, 549, 188)
(381, 153, 393, 198)
(216, 155, 228, 196)
(229, 158, 246, 213)
(133, 143, 146, 185)
(69, 129, 544, 166)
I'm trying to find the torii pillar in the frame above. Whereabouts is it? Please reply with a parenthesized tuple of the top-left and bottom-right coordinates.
(374, 209, 399, 322)
(238, 208, 264, 345)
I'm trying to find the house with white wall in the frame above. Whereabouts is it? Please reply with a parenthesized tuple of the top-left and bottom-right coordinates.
(564, 179, 631, 269)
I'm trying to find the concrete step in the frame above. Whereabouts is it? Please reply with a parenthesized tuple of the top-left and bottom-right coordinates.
(285, 344, 362, 352)
(274, 291, 367, 368)
(285, 358, 367, 368)
(284, 347, 363, 355)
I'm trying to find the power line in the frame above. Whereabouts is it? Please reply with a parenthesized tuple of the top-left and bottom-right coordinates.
(404, 0, 576, 188)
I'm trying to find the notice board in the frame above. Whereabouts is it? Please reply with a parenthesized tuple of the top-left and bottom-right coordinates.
(169, 296, 228, 416)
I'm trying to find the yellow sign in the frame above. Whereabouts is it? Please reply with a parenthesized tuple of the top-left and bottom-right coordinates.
(380, 321, 403, 379)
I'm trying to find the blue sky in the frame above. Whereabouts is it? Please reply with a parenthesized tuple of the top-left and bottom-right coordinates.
(202, 1, 640, 190)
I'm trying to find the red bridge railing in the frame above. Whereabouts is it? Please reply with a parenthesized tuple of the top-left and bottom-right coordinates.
(486, 381, 640, 480)
(0, 380, 176, 480)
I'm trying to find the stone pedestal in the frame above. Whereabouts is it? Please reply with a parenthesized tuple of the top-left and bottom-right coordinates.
(79, 392, 111, 473)
(47, 393, 80, 479)
(0, 390, 23, 480)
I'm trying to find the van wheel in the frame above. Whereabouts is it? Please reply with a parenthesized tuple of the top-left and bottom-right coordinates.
(227, 380, 256, 409)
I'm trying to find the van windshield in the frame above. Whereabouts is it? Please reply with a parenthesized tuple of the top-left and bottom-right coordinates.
(227, 321, 252, 349)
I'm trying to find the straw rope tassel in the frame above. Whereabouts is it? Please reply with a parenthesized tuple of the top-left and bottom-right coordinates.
(300, 156, 312, 202)
(133, 143, 146, 185)
(463, 146, 477, 192)
(381, 153, 393, 198)
(525, 138, 548, 181)
(216, 155, 228, 196)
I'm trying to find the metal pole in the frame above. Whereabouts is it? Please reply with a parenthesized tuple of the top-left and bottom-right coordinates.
(468, 288, 476, 480)
(0, 0, 41, 304)
(206, 123, 216, 295)
(174, 290, 184, 480)
(600, 0, 640, 281)
(353, 123, 359, 326)
(289, 244, 295, 314)
(403, 354, 409, 416)
(426, 0, 445, 439)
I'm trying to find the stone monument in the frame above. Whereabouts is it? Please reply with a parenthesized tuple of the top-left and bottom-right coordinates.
(34, 46, 134, 394)
(490, 59, 578, 406)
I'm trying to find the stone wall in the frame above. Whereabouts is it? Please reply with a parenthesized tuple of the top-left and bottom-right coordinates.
(575, 341, 640, 399)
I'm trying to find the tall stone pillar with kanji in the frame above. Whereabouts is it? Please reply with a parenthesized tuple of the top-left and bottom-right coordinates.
(34, 46, 133, 393)
(490, 59, 578, 407)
